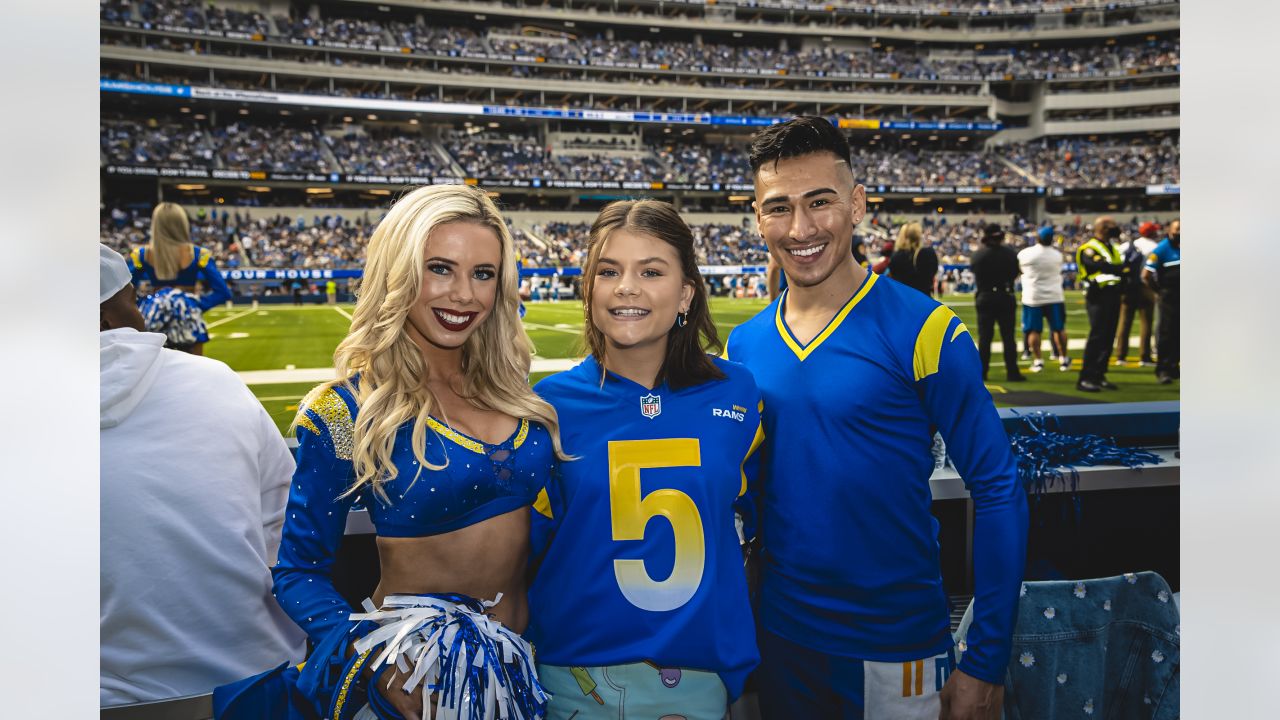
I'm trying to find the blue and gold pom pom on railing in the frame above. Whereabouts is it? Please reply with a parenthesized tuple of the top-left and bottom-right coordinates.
(1008, 411, 1164, 500)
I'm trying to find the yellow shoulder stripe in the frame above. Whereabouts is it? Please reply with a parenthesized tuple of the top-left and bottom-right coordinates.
(197, 247, 212, 268)
(296, 414, 321, 438)
(913, 305, 959, 381)
(740, 419, 765, 497)
(128, 247, 142, 269)
(533, 488, 553, 519)
(298, 384, 354, 460)
(951, 322, 970, 343)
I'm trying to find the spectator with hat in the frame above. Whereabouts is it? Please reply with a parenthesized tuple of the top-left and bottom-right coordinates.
(1018, 226, 1071, 372)
(99, 243, 305, 706)
(970, 222, 1027, 383)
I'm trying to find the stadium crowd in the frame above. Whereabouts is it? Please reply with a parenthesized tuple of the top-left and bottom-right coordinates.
(101, 119, 218, 167)
(102, 1, 1178, 81)
(101, 208, 782, 273)
(101, 206, 377, 271)
(214, 122, 339, 174)
(101, 118, 1179, 188)
(102, 200, 1170, 299)
(1002, 136, 1180, 187)
(328, 130, 453, 177)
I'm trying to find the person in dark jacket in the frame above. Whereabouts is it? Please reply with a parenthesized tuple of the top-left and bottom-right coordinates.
(886, 221, 939, 296)
(970, 223, 1026, 382)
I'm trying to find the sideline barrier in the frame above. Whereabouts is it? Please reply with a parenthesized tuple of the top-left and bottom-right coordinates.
(101, 692, 213, 720)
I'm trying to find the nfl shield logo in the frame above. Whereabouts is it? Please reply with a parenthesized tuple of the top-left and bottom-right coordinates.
(640, 393, 662, 419)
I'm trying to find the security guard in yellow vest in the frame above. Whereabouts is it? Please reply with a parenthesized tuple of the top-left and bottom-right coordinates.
(1075, 216, 1129, 392)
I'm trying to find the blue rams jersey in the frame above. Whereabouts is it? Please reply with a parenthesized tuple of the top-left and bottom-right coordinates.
(726, 271, 1027, 685)
(528, 355, 764, 700)
(128, 245, 232, 311)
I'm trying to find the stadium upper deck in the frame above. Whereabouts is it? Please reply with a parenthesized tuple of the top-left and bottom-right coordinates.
(100, 0, 1178, 84)
(100, 0, 1179, 136)
(99, 0, 1179, 218)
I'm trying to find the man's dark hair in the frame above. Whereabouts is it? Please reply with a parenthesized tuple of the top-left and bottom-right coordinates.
(982, 223, 1005, 246)
(749, 116, 852, 175)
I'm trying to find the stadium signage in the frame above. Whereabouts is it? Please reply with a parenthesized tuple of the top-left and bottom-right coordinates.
(223, 264, 1071, 281)
(101, 79, 1003, 132)
(872, 184, 1046, 195)
(100, 79, 192, 97)
(105, 166, 1068, 195)
(1145, 184, 1180, 195)
(224, 269, 361, 280)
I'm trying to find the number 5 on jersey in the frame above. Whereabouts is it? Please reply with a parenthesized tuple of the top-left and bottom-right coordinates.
(608, 439, 705, 612)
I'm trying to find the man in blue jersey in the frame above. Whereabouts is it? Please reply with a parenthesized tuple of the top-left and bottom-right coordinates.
(726, 117, 1027, 720)
(1143, 219, 1180, 384)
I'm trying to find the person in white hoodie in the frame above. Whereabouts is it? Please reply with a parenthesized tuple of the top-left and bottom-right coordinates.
(99, 243, 306, 707)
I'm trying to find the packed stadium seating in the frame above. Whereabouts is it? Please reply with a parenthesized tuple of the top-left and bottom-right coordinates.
(100, 1, 1179, 82)
(100, 202, 1153, 275)
(99, 118, 1179, 189)
(1001, 137, 1180, 187)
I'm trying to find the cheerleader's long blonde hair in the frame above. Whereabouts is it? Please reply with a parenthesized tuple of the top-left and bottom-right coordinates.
(148, 202, 193, 280)
(896, 221, 925, 263)
(299, 185, 569, 499)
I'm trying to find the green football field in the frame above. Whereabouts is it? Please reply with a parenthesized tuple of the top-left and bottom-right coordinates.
(201, 292, 1179, 435)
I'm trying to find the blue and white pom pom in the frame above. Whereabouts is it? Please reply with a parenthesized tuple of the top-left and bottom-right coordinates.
(350, 593, 549, 720)
(1009, 411, 1164, 499)
(139, 287, 207, 347)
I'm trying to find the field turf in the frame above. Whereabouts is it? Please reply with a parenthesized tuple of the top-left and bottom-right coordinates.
(201, 292, 1179, 435)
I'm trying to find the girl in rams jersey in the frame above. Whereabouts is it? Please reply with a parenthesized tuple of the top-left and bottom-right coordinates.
(528, 200, 764, 719)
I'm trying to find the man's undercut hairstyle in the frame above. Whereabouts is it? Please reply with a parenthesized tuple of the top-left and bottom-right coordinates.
(749, 116, 852, 175)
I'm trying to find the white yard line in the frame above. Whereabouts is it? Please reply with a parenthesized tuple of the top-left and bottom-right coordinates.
(331, 304, 353, 321)
(522, 322, 581, 334)
(240, 357, 582, 385)
(206, 307, 260, 329)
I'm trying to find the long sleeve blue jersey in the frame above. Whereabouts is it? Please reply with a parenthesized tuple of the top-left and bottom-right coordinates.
(725, 271, 1027, 684)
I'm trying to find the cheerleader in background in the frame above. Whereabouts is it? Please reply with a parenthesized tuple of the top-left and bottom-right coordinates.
(127, 202, 231, 355)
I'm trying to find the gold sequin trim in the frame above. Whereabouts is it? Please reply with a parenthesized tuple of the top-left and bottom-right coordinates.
(424, 417, 529, 454)
(296, 414, 321, 438)
(332, 648, 371, 718)
(425, 416, 485, 455)
(307, 387, 354, 460)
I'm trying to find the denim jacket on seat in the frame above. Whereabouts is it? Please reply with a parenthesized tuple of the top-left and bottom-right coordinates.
(955, 571, 1179, 720)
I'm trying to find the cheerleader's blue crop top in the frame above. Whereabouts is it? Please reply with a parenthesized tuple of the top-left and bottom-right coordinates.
(127, 245, 232, 311)
(271, 379, 557, 642)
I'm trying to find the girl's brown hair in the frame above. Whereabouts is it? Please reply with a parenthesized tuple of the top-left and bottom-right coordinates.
(580, 200, 725, 390)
